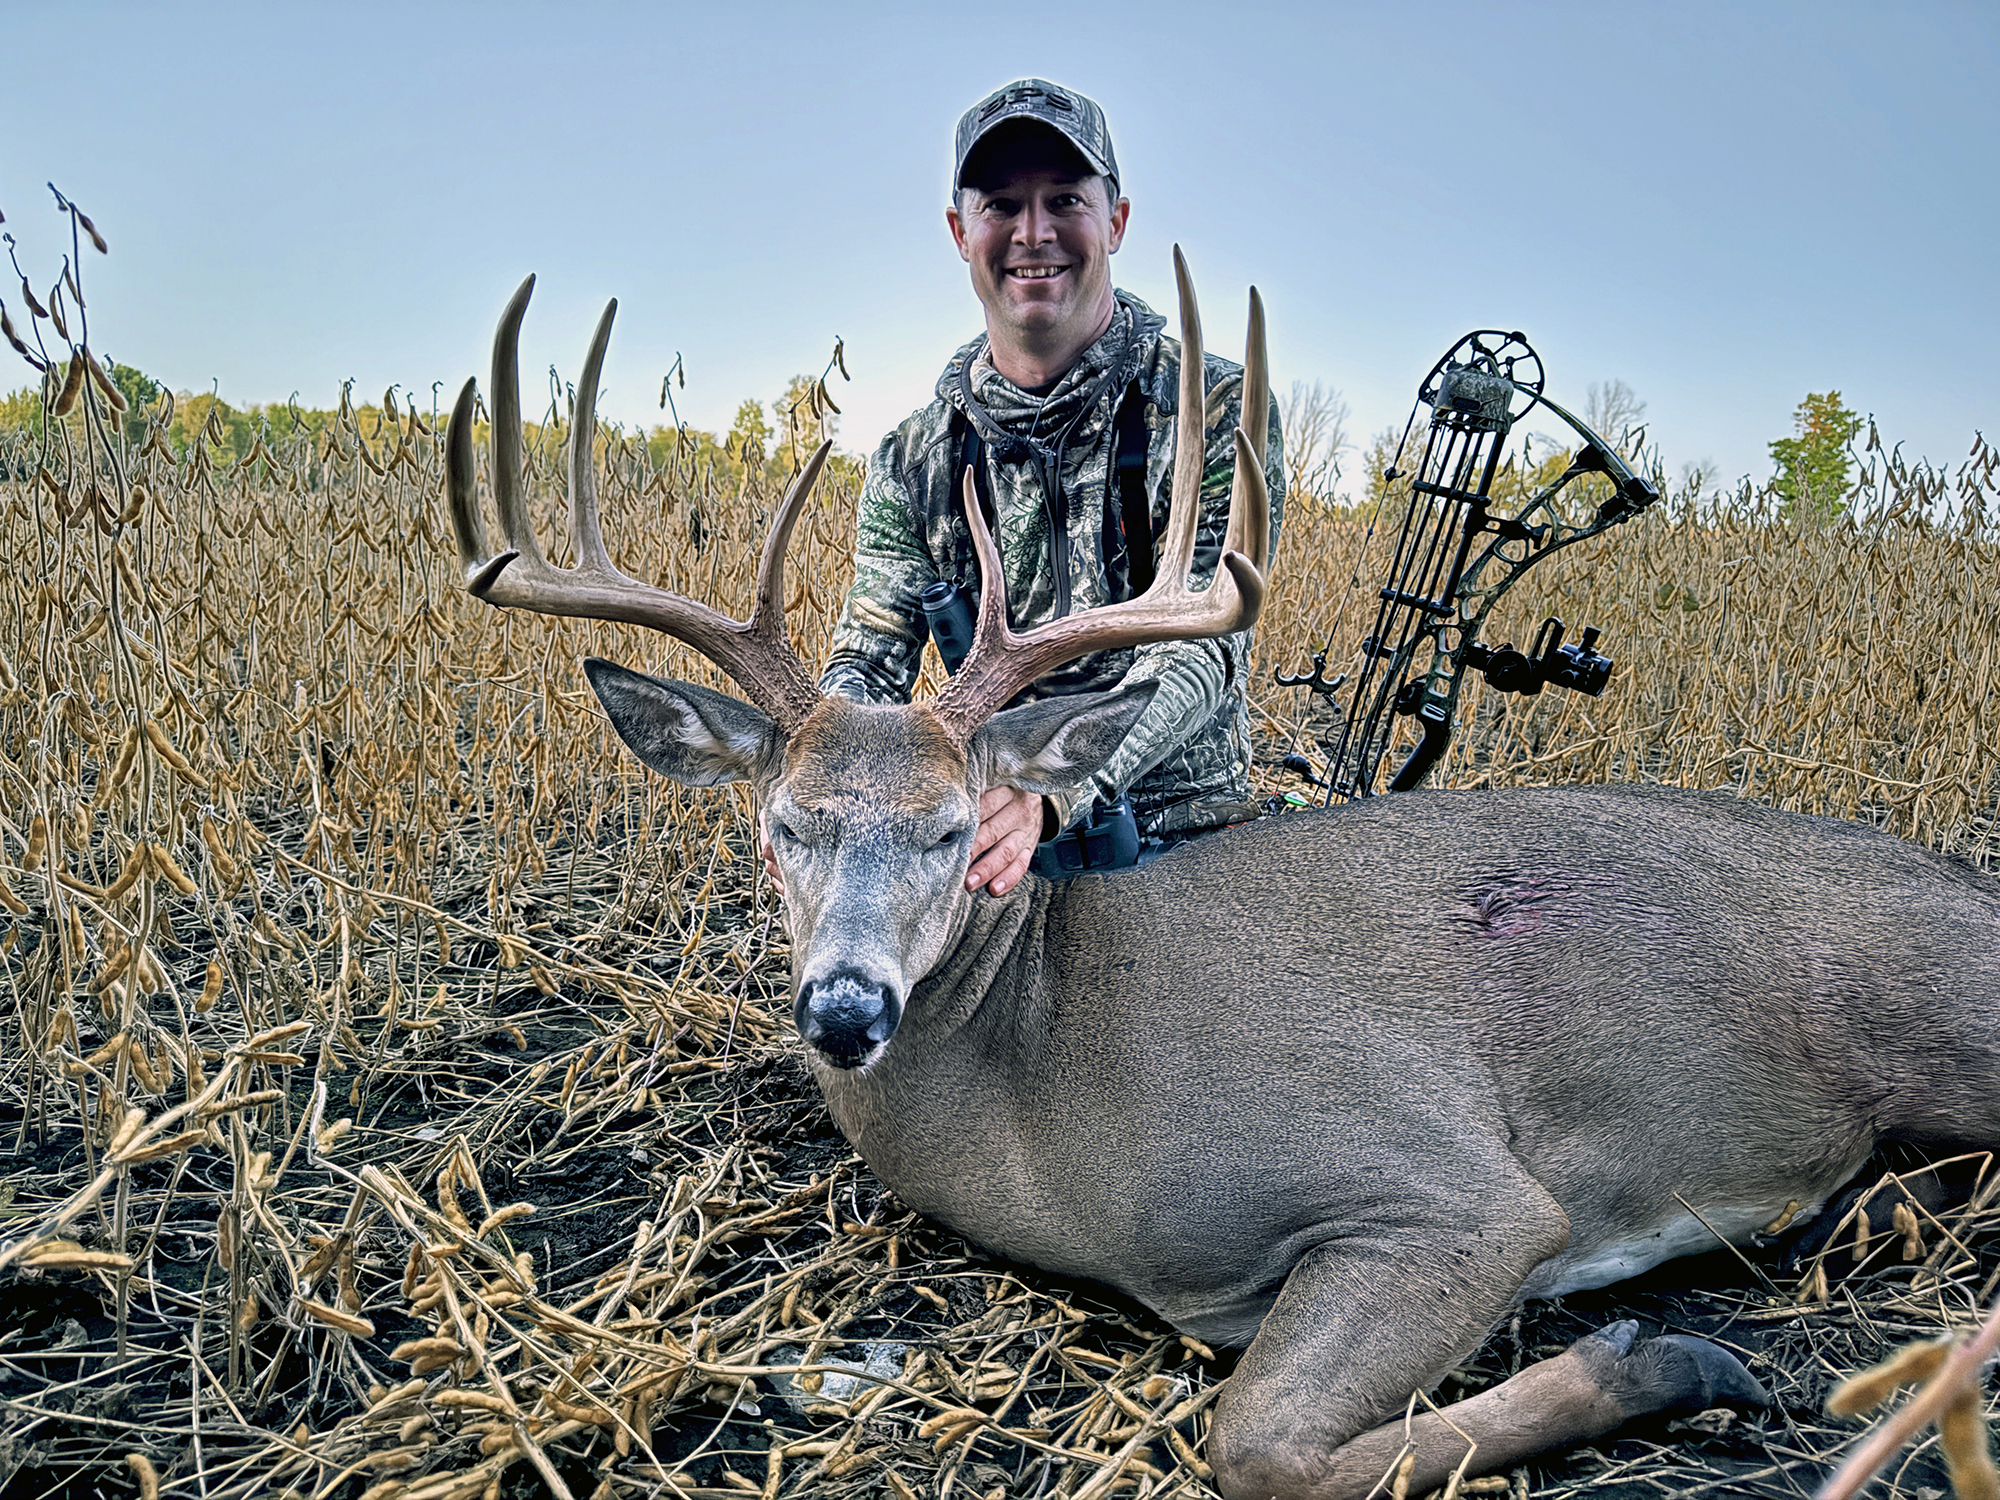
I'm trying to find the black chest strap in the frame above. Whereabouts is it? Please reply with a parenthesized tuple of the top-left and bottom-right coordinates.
(946, 382, 1155, 600)
(951, 419, 996, 588)
(1112, 382, 1153, 596)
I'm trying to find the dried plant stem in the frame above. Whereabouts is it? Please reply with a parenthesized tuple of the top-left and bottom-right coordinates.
(1816, 1295, 2000, 1500)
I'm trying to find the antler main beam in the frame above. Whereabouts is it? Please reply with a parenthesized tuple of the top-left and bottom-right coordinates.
(445, 275, 826, 734)
(931, 248, 1271, 741)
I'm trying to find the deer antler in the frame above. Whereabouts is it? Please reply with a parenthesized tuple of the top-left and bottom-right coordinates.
(931, 248, 1271, 741)
(446, 275, 826, 733)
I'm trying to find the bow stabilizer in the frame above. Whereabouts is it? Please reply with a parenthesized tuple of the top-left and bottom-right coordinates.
(1279, 330, 1659, 802)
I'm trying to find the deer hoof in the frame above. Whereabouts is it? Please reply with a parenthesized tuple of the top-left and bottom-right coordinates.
(1572, 1320, 1769, 1418)
(1643, 1334, 1770, 1411)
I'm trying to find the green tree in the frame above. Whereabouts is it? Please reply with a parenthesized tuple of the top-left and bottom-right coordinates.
(0, 382, 44, 441)
(773, 373, 838, 468)
(1769, 391, 1863, 521)
(169, 391, 253, 458)
(726, 399, 772, 469)
(110, 362, 163, 445)
(0, 360, 167, 448)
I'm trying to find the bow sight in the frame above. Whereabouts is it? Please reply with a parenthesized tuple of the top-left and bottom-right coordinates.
(1278, 330, 1659, 802)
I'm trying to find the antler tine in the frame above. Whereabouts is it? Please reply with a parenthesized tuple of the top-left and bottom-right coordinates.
(1225, 429, 1272, 584)
(1228, 287, 1272, 567)
(751, 440, 833, 641)
(931, 251, 1269, 743)
(490, 274, 544, 570)
(568, 297, 618, 573)
(448, 280, 824, 734)
(1240, 287, 1268, 465)
(445, 375, 490, 580)
(1154, 245, 1206, 583)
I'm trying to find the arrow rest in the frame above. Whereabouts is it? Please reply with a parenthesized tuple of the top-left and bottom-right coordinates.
(1279, 330, 1660, 803)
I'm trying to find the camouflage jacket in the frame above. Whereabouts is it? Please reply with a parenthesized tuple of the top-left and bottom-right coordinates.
(821, 291, 1286, 836)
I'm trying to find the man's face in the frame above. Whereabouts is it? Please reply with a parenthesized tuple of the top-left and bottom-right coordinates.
(948, 131, 1129, 352)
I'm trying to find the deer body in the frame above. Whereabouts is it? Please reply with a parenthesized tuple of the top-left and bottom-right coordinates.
(445, 269, 2000, 1500)
(815, 783, 2000, 1348)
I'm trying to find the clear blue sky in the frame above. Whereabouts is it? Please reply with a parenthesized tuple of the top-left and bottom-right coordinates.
(5, 1, 1994, 492)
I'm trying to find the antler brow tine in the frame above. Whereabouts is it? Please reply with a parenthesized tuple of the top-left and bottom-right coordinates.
(1229, 287, 1271, 567)
(445, 374, 488, 578)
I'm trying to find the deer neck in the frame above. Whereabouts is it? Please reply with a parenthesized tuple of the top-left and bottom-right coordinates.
(928, 878, 1056, 1039)
(807, 876, 1065, 1250)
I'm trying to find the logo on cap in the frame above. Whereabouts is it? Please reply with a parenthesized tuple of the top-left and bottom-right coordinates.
(980, 82, 1076, 120)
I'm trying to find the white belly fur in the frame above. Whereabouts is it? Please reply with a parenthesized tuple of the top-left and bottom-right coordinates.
(1517, 1200, 1822, 1302)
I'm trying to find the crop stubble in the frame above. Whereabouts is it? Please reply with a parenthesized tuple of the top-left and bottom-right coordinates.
(2, 299, 2000, 1500)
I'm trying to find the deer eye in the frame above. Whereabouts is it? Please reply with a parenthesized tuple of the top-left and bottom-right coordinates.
(771, 821, 798, 844)
(933, 827, 964, 850)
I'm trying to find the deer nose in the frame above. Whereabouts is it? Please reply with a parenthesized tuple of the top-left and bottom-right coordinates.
(796, 969, 901, 1069)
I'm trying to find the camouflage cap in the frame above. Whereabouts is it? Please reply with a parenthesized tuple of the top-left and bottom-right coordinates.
(954, 79, 1119, 195)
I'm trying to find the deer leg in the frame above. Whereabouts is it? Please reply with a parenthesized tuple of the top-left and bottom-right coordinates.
(1207, 1204, 1766, 1500)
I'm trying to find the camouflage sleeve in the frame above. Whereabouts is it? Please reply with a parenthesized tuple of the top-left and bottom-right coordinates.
(1074, 637, 1232, 820)
(1044, 379, 1288, 829)
(819, 428, 939, 705)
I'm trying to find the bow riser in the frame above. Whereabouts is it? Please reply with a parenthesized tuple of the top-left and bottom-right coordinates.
(1280, 331, 1661, 802)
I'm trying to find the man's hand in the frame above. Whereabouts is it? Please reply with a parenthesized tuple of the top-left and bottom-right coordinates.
(966, 785, 1045, 896)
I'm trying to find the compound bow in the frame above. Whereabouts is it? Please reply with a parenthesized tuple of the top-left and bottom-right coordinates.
(1279, 330, 1660, 802)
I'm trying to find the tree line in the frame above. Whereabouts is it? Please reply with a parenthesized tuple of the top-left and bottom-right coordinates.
(4, 356, 1866, 522)
(1283, 377, 1868, 522)
(0, 360, 851, 496)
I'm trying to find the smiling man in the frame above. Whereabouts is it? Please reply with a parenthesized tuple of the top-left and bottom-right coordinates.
(811, 78, 1286, 895)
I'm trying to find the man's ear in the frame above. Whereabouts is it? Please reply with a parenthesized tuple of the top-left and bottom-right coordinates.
(969, 682, 1158, 794)
(583, 658, 780, 787)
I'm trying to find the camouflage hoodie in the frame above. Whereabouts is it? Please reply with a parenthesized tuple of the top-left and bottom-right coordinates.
(821, 290, 1286, 836)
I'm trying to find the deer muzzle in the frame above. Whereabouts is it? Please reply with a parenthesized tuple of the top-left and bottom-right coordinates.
(796, 968, 903, 1070)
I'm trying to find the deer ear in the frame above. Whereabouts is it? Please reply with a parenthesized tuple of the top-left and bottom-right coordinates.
(969, 682, 1160, 794)
(583, 657, 780, 786)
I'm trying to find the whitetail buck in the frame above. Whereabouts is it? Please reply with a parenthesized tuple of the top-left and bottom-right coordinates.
(445, 265, 2000, 1500)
